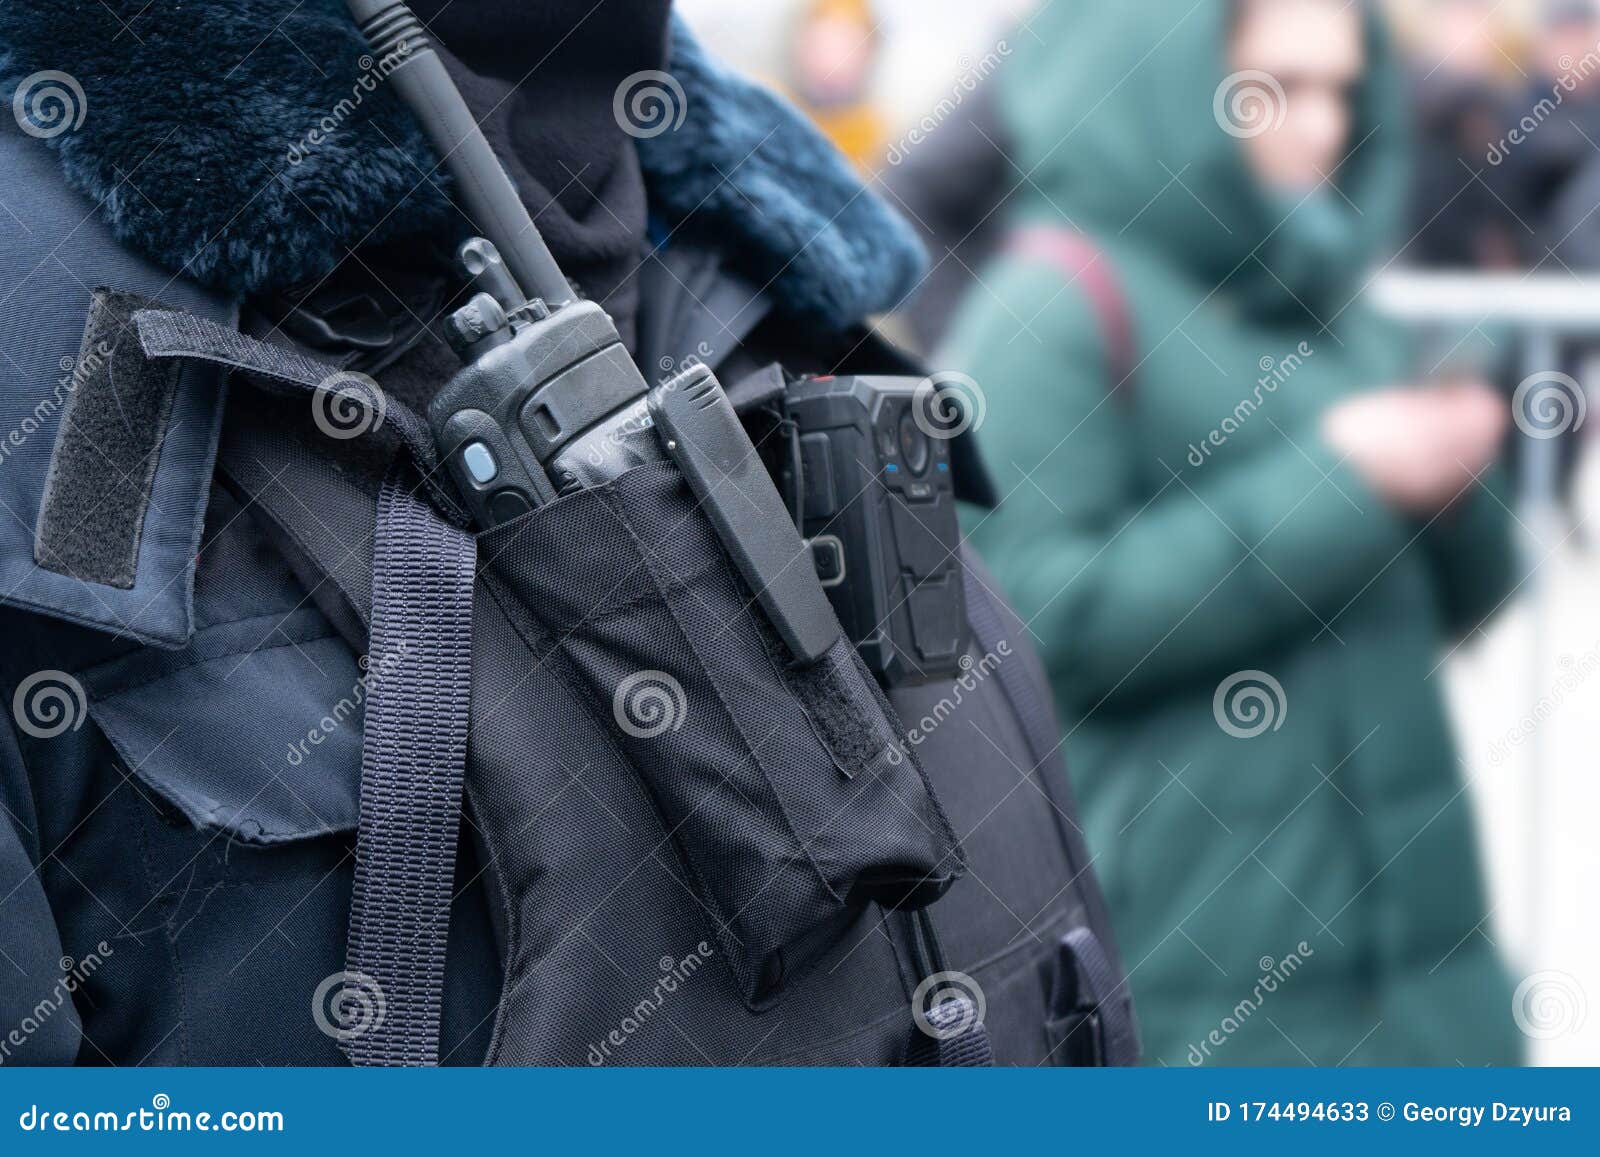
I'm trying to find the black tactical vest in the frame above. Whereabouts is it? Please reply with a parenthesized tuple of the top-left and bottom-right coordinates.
(182, 258, 1140, 1067)
(0, 123, 1135, 1064)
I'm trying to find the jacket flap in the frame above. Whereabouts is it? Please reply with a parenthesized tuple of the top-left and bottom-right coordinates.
(78, 609, 364, 844)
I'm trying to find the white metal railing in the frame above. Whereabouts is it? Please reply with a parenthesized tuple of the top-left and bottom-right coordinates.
(1370, 271, 1600, 332)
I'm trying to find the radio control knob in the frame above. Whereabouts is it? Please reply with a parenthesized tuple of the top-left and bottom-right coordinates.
(444, 292, 510, 357)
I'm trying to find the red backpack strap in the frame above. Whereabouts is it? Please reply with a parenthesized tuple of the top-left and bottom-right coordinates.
(1005, 225, 1136, 397)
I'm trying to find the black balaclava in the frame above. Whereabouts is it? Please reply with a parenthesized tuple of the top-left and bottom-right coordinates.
(409, 0, 674, 349)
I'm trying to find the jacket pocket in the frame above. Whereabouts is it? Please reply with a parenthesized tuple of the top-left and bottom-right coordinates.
(64, 607, 390, 1066)
(78, 608, 363, 843)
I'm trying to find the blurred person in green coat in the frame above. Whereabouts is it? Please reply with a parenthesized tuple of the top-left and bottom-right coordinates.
(945, 0, 1521, 1065)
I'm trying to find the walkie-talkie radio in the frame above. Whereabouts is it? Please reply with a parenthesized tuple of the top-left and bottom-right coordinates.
(429, 240, 665, 525)
(345, 0, 664, 528)
(346, 0, 841, 667)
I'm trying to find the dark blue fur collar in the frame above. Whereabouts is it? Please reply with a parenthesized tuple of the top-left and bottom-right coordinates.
(0, 2, 922, 328)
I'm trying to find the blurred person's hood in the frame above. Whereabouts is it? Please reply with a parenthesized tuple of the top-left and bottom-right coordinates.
(998, 0, 1409, 315)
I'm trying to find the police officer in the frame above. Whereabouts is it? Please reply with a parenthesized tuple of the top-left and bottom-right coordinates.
(0, 0, 1130, 1066)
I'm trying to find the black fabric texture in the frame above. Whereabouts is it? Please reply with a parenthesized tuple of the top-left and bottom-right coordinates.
(34, 289, 183, 589)
(216, 387, 388, 655)
(479, 461, 962, 1008)
(466, 567, 918, 1064)
(80, 608, 364, 844)
(865, 550, 1140, 1066)
(124, 306, 480, 1066)
(0, 727, 81, 1063)
(957, 550, 1131, 995)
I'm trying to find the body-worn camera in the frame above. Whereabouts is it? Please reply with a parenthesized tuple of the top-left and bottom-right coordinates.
(784, 376, 968, 685)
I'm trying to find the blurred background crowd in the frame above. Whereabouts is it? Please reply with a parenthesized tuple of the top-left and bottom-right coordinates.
(681, 0, 1600, 1065)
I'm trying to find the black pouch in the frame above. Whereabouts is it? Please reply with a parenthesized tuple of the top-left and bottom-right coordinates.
(480, 461, 964, 1007)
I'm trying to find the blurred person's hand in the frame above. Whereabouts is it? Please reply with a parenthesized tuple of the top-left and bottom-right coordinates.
(1322, 381, 1506, 514)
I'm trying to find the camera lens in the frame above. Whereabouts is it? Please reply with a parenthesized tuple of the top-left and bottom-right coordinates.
(897, 408, 930, 475)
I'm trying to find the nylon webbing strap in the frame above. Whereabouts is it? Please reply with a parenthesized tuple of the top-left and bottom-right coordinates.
(132, 309, 469, 525)
(1053, 927, 1139, 1067)
(345, 466, 476, 1066)
(905, 998, 995, 1066)
(130, 308, 479, 1066)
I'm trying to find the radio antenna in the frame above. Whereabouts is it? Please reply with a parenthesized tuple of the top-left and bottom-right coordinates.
(344, 0, 573, 307)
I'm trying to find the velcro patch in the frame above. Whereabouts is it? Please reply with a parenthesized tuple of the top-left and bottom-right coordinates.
(34, 288, 183, 589)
